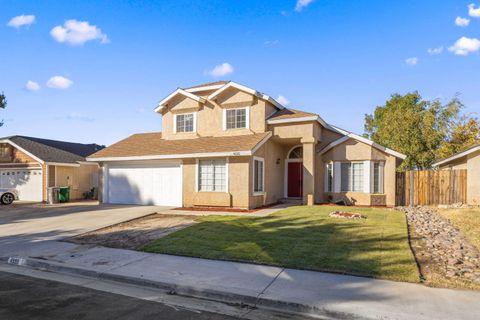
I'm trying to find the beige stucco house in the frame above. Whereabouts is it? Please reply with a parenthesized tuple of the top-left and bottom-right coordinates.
(433, 144, 480, 205)
(0, 136, 103, 202)
(88, 81, 405, 208)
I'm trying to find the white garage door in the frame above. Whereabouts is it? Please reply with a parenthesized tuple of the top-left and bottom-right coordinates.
(106, 162, 182, 206)
(0, 169, 43, 202)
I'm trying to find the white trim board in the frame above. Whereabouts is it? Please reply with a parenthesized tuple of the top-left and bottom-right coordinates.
(45, 162, 80, 167)
(432, 145, 480, 167)
(185, 83, 225, 93)
(208, 81, 285, 110)
(155, 88, 206, 113)
(318, 132, 406, 159)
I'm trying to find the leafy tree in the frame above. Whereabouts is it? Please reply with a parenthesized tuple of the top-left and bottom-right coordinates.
(0, 92, 6, 127)
(364, 92, 474, 170)
(437, 117, 480, 159)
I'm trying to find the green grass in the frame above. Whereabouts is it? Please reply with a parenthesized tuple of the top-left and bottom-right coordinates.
(438, 208, 480, 251)
(143, 206, 420, 282)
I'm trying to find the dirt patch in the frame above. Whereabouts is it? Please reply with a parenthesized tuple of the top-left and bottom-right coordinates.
(69, 214, 198, 250)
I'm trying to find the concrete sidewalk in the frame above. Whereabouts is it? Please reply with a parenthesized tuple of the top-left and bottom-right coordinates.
(2, 241, 479, 320)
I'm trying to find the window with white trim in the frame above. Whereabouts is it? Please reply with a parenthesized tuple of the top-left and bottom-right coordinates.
(198, 159, 227, 192)
(325, 162, 333, 192)
(226, 108, 247, 129)
(253, 157, 264, 193)
(175, 113, 194, 133)
(372, 162, 384, 194)
(341, 162, 364, 192)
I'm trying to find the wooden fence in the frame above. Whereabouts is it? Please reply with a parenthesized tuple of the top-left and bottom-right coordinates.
(395, 169, 467, 206)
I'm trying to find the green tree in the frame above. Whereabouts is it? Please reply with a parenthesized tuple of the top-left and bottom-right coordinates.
(0, 92, 6, 127)
(364, 92, 468, 170)
(437, 117, 480, 159)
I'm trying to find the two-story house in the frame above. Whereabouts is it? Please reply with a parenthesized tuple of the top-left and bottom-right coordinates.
(88, 81, 405, 208)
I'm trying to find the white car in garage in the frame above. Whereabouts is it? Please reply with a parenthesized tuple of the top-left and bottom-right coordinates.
(0, 188, 19, 205)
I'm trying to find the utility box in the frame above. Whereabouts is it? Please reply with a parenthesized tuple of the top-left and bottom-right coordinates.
(47, 187, 60, 204)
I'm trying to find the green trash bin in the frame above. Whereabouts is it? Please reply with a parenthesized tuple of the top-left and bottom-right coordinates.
(58, 186, 70, 203)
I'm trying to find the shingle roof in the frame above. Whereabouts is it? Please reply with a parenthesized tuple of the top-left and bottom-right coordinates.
(268, 108, 317, 120)
(3, 136, 105, 163)
(88, 132, 270, 159)
(184, 81, 229, 90)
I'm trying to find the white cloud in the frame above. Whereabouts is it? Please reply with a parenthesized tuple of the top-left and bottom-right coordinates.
(277, 95, 290, 106)
(448, 36, 480, 55)
(455, 16, 470, 26)
(427, 46, 443, 55)
(66, 112, 94, 122)
(295, 0, 314, 12)
(468, 3, 480, 17)
(47, 76, 73, 89)
(206, 62, 234, 77)
(264, 40, 279, 46)
(50, 19, 109, 46)
(25, 80, 40, 91)
(7, 14, 35, 28)
(405, 57, 418, 65)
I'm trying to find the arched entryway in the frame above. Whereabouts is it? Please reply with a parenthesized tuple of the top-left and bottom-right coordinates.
(286, 146, 303, 198)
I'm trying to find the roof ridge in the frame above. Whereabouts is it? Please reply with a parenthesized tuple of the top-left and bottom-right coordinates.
(12, 136, 86, 162)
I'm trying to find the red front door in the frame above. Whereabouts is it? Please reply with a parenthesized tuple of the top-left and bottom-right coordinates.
(288, 162, 303, 198)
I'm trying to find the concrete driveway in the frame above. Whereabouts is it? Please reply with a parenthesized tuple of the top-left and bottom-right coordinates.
(0, 201, 172, 257)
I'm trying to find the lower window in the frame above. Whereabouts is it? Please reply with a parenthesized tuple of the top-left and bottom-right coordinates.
(341, 162, 364, 192)
(198, 159, 226, 192)
(253, 157, 264, 193)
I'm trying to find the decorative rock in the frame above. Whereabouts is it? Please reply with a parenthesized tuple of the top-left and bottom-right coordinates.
(397, 206, 480, 284)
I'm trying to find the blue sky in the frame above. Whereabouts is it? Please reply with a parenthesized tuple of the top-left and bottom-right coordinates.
(1, 0, 479, 145)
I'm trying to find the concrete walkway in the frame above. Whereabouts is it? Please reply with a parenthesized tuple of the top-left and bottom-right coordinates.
(2, 241, 479, 320)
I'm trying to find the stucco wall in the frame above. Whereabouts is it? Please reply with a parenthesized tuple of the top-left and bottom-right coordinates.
(182, 156, 251, 209)
(252, 140, 288, 207)
(467, 150, 480, 205)
(320, 139, 398, 206)
(55, 164, 99, 200)
(161, 88, 275, 140)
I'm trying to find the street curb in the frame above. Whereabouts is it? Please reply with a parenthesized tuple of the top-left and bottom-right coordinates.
(0, 256, 366, 320)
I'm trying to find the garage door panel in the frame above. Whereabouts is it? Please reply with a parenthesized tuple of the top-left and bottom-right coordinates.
(106, 163, 182, 206)
(0, 169, 43, 202)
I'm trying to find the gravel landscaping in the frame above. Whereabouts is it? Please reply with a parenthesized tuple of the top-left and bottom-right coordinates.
(400, 206, 480, 289)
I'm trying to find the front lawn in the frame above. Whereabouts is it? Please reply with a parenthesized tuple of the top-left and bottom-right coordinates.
(143, 206, 420, 282)
(437, 207, 480, 251)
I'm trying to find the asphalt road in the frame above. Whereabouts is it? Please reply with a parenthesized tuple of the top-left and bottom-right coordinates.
(0, 271, 240, 320)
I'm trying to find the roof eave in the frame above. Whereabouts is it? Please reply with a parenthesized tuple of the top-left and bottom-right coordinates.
(154, 88, 206, 113)
(432, 145, 480, 167)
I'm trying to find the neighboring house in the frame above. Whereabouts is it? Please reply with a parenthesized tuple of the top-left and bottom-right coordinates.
(88, 81, 405, 208)
(0, 136, 104, 202)
(433, 144, 480, 205)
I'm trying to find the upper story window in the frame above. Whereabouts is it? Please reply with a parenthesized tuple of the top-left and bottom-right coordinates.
(174, 113, 196, 133)
(224, 107, 249, 130)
